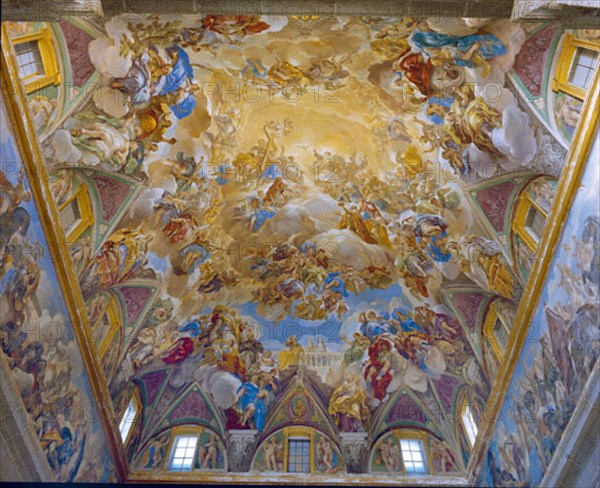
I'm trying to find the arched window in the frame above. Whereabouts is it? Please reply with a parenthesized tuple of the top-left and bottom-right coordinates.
(455, 389, 483, 463)
(93, 296, 120, 358)
(399, 437, 429, 475)
(286, 431, 312, 473)
(514, 183, 552, 254)
(281, 427, 315, 473)
(512, 176, 557, 280)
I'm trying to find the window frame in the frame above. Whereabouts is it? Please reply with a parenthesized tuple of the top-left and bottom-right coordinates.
(514, 190, 550, 254)
(287, 436, 312, 473)
(58, 183, 93, 243)
(166, 428, 201, 472)
(399, 437, 429, 475)
(9, 27, 61, 94)
(118, 389, 141, 445)
(459, 400, 479, 449)
(483, 300, 512, 362)
(282, 427, 315, 473)
(15, 40, 45, 80)
(94, 295, 121, 358)
(378, 429, 432, 476)
(553, 34, 600, 101)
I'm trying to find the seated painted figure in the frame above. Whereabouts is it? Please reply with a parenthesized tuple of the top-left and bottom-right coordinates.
(235, 375, 268, 432)
(364, 337, 394, 401)
(414, 214, 452, 263)
(359, 310, 396, 341)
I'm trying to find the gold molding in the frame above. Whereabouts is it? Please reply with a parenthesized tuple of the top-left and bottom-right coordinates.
(466, 65, 600, 480)
(128, 470, 469, 486)
(1, 25, 129, 481)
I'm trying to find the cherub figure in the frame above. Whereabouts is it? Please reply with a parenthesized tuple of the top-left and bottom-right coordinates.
(200, 433, 220, 469)
(317, 437, 336, 473)
(263, 436, 282, 472)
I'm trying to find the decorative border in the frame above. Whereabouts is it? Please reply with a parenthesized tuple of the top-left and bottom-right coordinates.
(128, 470, 469, 486)
(1, 25, 129, 481)
(465, 66, 600, 480)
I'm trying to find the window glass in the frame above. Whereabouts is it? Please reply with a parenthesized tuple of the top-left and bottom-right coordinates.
(462, 405, 479, 447)
(119, 399, 137, 442)
(288, 438, 310, 473)
(569, 47, 598, 90)
(493, 317, 510, 350)
(59, 199, 81, 234)
(525, 205, 546, 241)
(15, 41, 44, 79)
(169, 435, 198, 471)
(400, 439, 427, 474)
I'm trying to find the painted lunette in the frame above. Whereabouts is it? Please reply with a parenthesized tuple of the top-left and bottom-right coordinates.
(0, 25, 128, 481)
(465, 65, 600, 480)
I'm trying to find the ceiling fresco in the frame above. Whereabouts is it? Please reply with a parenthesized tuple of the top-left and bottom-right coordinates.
(5, 13, 594, 481)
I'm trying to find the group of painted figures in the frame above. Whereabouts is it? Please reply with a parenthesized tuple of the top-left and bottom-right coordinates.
(51, 15, 523, 326)
(19, 14, 544, 477)
(1, 171, 92, 479)
(486, 215, 600, 486)
(63, 16, 522, 445)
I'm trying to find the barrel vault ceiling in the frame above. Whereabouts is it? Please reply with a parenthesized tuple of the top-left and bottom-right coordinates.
(3, 12, 594, 483)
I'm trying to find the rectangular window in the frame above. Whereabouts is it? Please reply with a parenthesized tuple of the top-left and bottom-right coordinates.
(569, 47, 598, 90)
(462, 405, 479, 448)
(484, 345, 499, 377)
(400, 439, 427, 474)
(493, 317, 510, 350)
(169, 435, 198, 472)
(119, 400, 137, 442)
(15, 41, 44, 80)
(287, 438, 310, 473)
(525, 205, 546, 242)
(59, 198, 82, 235)
(93, 314, 110, 347)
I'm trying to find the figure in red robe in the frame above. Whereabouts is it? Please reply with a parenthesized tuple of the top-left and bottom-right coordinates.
(395, 49, 433, 97)
(162, 337, 194, 364)
(364, 338, 393, 400)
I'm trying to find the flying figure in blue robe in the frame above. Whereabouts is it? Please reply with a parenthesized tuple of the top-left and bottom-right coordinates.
(156, 45, 197, 119)
(392, 307, 426, 334)
(323, 272, 348, 297)
(409, 30, 507, 69)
